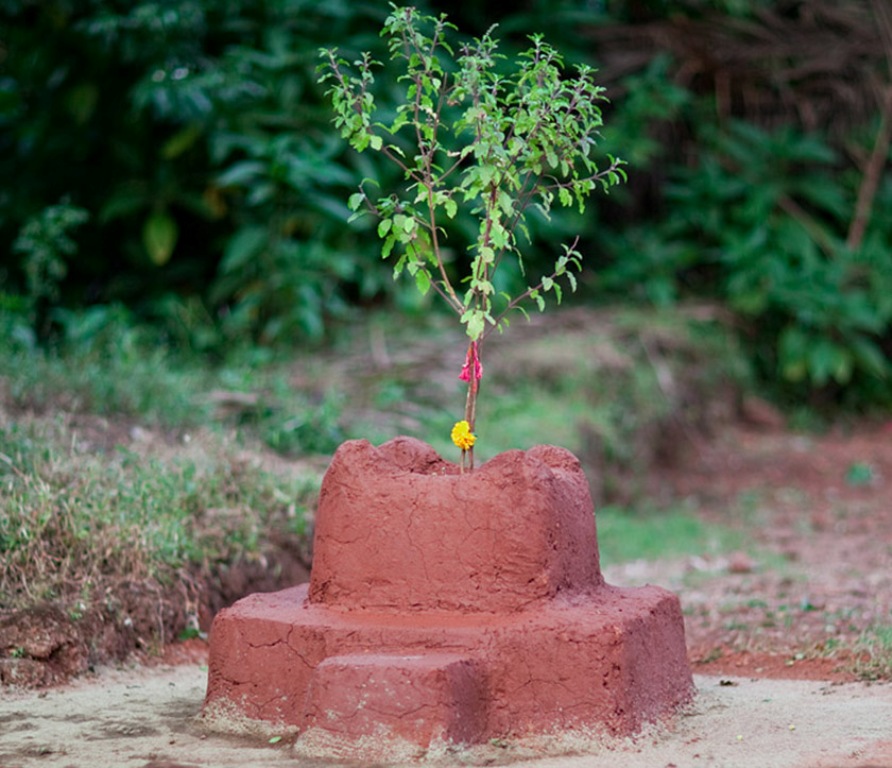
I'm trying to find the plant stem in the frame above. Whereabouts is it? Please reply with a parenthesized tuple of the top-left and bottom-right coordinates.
(463, 341, 480, 470)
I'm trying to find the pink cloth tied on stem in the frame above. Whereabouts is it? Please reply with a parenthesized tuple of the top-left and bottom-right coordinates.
(459, 341, 483, 382)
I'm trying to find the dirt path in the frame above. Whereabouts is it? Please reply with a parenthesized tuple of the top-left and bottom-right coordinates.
(641, 420, 892, 682)
(1, 659, 890, 768)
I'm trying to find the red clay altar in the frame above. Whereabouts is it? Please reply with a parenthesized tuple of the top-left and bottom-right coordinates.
(203, 437, 693, 752)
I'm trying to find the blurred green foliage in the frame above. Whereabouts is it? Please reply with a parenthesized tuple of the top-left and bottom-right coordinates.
(1, 0, 393, 348)
(2, 0, 891, 410)
(602, 118, 892, 408)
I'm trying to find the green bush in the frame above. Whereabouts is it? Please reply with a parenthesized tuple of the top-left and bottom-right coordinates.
(11, 200, 89, 342)
(608, 119, 892, 407)
(0, 0, 395, 345)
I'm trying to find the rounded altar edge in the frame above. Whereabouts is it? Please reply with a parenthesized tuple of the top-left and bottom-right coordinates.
(308, 437, 604, 613)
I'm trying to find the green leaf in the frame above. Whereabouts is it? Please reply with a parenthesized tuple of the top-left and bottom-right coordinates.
(377, 219, 393, 238)
(529, 288, 545, 312)
(489, 221, 509, 249)
(850, 337, 888, 378)
(460, 308, 486, 340)
(217, 161, 264, 188)
(778, 326, 809, 382)
(497, 190, 514, 217)
(142, 210, 178, 266)
(221, 226, 267, 272)
(414, 269, 431, 295)
(350, 132, 370, 152)
(392, 213, 412, 236)
(808, 339, 851, 386)
(161, 123, 203, 160)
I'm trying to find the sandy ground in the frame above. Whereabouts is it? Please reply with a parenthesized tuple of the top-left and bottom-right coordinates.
(1, 659, 891, 768)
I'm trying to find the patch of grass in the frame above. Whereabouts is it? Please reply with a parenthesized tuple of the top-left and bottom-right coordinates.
(851, 625, 892, 680)
(595, 502, 744, 566)
(1, 305, 213, 426)
(0, 419, 318, 612)
(0, 304, 345, 457)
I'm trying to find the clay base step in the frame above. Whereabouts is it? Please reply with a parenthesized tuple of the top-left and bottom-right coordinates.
(202, 583, 693, 750)
(303, 652, 485, 746)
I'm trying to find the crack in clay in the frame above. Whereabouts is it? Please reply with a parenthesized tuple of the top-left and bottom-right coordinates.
(284, 629, 314, 671)
(319, 531, 365, 546)
(245, 637, 285, 649)
(364, 701, 433, 720)
(257, 691, 290, 716)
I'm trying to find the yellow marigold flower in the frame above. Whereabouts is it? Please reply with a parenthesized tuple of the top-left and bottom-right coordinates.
(451, 420, 476, 451)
